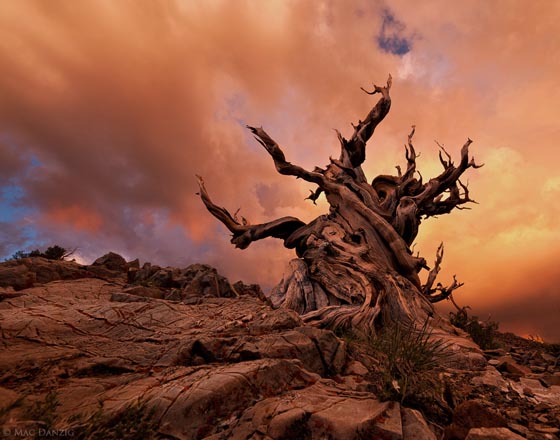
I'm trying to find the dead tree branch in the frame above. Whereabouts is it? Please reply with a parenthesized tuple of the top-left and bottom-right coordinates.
(422, 243, 464, 303)
(196, 175, 305, 249)
(197, 75, 480, 334)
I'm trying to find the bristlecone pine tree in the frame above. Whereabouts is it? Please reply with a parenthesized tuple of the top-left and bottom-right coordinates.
(197, 76, 482, 335)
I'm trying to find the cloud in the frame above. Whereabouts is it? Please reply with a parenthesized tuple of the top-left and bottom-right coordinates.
(0, 139, 27, 185)
(490, 289, 560, 343)
(0, 1, 559, 340)
(0, 221, 30, 258)
(377, 10, 413, 56)
(0, 1, 391, 267)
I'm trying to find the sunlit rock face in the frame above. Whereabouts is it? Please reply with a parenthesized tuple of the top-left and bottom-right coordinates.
(0, 257, 414, 439)
(0, 255, 558, 439)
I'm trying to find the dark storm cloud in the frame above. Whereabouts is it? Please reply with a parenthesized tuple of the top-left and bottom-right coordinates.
(0, 0, 559, 340)
(377, 10, 412, 56)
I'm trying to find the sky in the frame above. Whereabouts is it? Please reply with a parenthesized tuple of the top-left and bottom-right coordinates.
(1, 0, 559, 341)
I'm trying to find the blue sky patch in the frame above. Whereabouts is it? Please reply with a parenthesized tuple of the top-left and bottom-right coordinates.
(0, 184, 31, 222)
(377, 11, 412, 56)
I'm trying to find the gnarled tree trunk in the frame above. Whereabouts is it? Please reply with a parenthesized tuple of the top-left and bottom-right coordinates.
(197, 76, 482, 336)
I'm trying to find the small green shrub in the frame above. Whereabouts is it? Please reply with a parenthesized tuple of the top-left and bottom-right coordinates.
(71, 400, 158, 440)
(0, 396, 24, 424)
(9, 250, 31, 260)
(42, 245, 71, 260)
(333, 326, 360, 347)
(449, 309, 499, 349)
(368, 319, 449, 405)
(24, 391, 60, 432)
(7, 245, 74, 261)
(544, 342, 560, 359)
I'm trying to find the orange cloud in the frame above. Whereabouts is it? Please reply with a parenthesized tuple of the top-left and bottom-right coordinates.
(43, 205, 103, 233)
(0, 1, 559, 340)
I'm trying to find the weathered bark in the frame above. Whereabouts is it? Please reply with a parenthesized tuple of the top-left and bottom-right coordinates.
(197, 76, 481, 335)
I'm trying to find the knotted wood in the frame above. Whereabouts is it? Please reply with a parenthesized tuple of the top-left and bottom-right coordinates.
(197, 76, 481, 335)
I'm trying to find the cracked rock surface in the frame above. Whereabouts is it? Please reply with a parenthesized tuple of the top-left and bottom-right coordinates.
(0, 257, 437, 440)
(2, 256, 557, 440)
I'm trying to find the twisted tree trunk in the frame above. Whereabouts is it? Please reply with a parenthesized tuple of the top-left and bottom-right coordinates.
(197, 76, 482, 336)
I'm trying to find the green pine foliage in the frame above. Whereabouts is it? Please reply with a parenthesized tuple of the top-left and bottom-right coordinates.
(7, 245, 73, 261)
(71, 400, 159, 440)
(367, 319, 450, 405)
(449, 308, 499, 349)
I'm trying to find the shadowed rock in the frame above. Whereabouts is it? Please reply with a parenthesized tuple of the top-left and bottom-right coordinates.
(0, 270, 420, 439)
(92, 252, 127, 271)
(1, 260, 558, 439)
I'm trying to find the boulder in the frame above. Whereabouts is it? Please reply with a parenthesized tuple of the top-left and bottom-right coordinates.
(471, 366, 510, 393)
(0, 263, 35, 290)
(0, 257, 100, 290)
(126, 262, 271, 305)
(429, 327, 487, 370)
(127, 258, 140, 269)
(91, 252, 127, 271)
(464, 427, 525, 440)
(509, 377, 560, 405)
(228, 385, 403, 440)
(122, 285, 165, 299)
(542, 372, 560, 387)
(444, 400, 507, 440)
(402, 408, 437, 440)
(345, 361, 369, 376)
(495, 355, 531, 377)
(1, 275, 431, 439)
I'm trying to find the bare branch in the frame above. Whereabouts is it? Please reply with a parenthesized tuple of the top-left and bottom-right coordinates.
(247, 126, 326, 186)
(412, 138, 483, 217)
(423, 242, 443, 293)
(427, 275, 464, 303)
(435, 140, 453, 168)
(197, 175, 245, 235)
(448, 292, 470, 314)
(416, 170, 423, 185)
(196, 175, 306, 249)
(329, 157, 358, 178)
(360, 74, 392, 97)
(306, 188, 323, 204)
(339, 75, 393, 168)
(233, 208, 249, 226)
(422, 243, 464, 303)
(402, 125, 419, 181)
(458, 179, 478, 204)
(419, 179, 478, 217)
(63, 247, 78, 260)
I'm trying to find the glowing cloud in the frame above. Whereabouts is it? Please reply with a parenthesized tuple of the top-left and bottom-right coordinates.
(0, 1, 559, 340)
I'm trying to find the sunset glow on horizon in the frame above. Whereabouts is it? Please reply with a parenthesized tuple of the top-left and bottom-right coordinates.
(1, 1, 559, 341)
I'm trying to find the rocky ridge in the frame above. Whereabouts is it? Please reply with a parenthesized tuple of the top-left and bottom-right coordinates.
(0, 254, 558, 439)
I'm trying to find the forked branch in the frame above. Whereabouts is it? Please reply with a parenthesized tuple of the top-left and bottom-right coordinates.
(402, 125, 420, 182)
(413, 138, 483, 218)
(197, 77, 480, 335)
(305, 188, 324, 204)
(422, 243, 464, 303)
(196, 175, 306, 249)
(197, 175, 245, 235)
(339, 75, 393, 168)
(247, 126, 326, 186)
